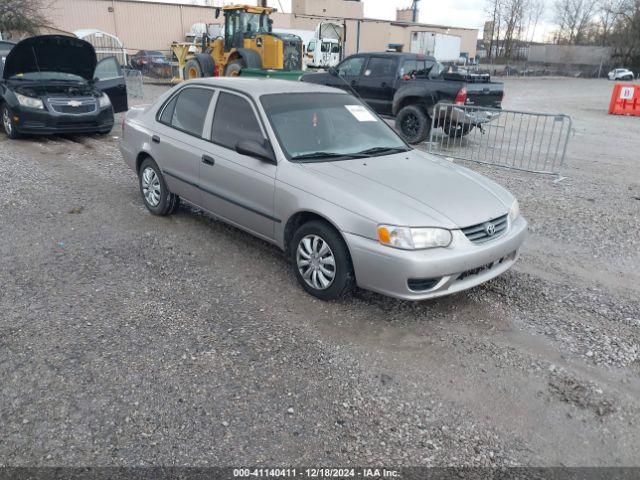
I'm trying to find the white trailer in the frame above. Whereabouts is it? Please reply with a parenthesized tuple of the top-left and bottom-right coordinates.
(410, 31, 461, 63)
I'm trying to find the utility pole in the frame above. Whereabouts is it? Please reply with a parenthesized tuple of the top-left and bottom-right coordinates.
(411, 0, 420, 22)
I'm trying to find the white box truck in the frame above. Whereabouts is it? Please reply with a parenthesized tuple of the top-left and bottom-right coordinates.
(410, 31, 461, 63)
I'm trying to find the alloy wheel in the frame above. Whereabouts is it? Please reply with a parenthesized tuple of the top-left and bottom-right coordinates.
(296, 234, 336, 290)
(2, 107, 12, 135)
(141, 166, 161, 207)
(402, 113, 419, 136)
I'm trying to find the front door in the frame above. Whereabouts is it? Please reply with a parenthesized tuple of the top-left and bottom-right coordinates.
(94, 56, 128, 113)
(333, 55, 366, 94)
(356, 56, 398, 115)
(199, 90, 277, 241)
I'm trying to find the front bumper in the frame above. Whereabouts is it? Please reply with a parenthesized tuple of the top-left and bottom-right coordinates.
(345, 215, 528, 301)
(13, 106, 114, 135)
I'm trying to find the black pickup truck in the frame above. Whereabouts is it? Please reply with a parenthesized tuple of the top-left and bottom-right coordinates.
(300, 52, 504, 144)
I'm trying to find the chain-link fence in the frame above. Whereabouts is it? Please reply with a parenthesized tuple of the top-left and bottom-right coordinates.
(427, 103, 572, 177)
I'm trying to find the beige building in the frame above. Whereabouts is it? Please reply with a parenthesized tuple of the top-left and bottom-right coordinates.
(396, 7, 417, 23)
(41, 0, 478, 60)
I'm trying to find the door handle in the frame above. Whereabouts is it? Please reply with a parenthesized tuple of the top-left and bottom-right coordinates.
(381, 82, 387, 87)
(350, 80, 357, 86)
(201, 154, 215, 166)
(151, 135, 160, 144)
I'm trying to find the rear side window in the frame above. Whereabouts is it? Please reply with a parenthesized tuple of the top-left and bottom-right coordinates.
(211, 92, 264, 149)
(365, 57, 397, 77)
(401, 60, 427, 78)
(160, 87, 214, 137)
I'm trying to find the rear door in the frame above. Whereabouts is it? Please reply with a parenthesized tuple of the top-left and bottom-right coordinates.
(356, 56, 398, 115)
(151, 86, 216, 206)
(94, 56, 128, 113)
(199, 90, 277, 241)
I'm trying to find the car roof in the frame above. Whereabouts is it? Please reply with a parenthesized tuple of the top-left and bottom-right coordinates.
(182, 77, 348, 98)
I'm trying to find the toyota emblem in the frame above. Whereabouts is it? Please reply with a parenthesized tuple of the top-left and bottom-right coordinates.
(485, 222, 496, 236)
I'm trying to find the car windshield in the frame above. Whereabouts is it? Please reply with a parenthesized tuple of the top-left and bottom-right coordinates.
(9, 71, 85, 82)
(260, 93, 409, 161)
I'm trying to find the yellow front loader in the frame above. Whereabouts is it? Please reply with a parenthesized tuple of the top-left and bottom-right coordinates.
(171, 5, 303, 83)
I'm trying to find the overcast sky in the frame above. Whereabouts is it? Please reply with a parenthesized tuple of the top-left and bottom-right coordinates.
(264, 0, 553, 40)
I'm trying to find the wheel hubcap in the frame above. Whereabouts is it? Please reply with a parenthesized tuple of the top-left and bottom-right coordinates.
(141, 167, 161, 207)
(2, 108, 12, 135)
(296, 234, 336, 291)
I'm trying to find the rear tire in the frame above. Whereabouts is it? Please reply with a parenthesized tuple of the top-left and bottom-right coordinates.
(138, 158, 179, 216)
(184, 59, 203, 79)
(2, 104, 20, 139)
(395, 105, 430, 144)
(290, 220, 355, 301)
(225, 59, 245, 77)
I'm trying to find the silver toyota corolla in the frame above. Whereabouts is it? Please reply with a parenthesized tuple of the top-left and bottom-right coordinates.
(119, 78, 527, 301)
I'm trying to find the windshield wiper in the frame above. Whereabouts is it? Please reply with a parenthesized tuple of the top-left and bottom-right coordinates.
(291, 151, 367, 162)
(354, 146, 410, 157)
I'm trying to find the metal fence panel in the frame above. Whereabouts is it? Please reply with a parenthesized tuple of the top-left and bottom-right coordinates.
(123, 68, 144, 99)
(427, 103, 572, 177)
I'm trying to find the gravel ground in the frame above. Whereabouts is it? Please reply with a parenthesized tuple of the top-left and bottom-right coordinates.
(1, 77, 639, 467)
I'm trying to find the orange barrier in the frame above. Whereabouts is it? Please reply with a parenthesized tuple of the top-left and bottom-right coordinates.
(608, 83, 640, 116)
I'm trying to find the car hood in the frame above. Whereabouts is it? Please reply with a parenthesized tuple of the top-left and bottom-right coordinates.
(2, 35, 97, 80)
(301, 150, 513, 228)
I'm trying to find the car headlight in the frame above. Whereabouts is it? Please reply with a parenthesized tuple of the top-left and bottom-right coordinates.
(99, 93, 111, 108)
(15, 93, 44, 110)
(377, 225, 452, 250)
(508, 199, 520, 223)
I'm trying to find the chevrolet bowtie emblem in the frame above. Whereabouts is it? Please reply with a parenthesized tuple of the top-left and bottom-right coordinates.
(67, 100, 82, 107)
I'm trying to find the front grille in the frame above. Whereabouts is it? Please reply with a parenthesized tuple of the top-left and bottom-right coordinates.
(49, 98, 97, 115)
(461, 214, 508, 244)
(283, 42, 302, 71)
(57, 121, 98, 129)
(407, 277, 441, 292)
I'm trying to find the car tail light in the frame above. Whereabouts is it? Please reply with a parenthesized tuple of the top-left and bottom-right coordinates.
(213, 64, 220, 77)
(454, 87, 467, 105)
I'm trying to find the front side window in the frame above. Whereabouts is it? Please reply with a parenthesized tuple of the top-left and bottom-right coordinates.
(308, 40, 316, 52)
(337, 56, 365, 77)
(321, 42, 330, 53)
(160, 87, 214, 137)
(94, 57, 122, 81)
(261, 93, 408, 160)
(212, 92, 264, 150)
(331, 43, 341, 54)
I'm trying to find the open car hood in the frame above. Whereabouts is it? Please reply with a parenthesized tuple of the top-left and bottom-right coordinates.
(2, 35, 97, 80)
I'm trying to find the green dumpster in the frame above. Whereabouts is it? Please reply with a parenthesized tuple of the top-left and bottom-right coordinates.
(239, 68, 305, 81)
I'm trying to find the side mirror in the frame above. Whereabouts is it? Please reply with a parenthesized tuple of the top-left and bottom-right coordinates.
(235, 139, 276, 164)
(328, 67, 338, 76)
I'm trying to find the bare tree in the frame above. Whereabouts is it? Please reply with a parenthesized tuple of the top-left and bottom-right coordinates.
(0, 0, 49, 37)
(554, 0, 598, 44)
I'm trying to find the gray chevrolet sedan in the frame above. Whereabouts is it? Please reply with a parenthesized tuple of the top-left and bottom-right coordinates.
(119, 78, 527, 301)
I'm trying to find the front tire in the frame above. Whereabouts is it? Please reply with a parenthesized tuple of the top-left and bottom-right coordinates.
(290, 220, 355, 301)
(138, 158, 179, 216)
(184, 59, 203, 79)
(2, 104, 20, 139)
(395, 105, 431, 144)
